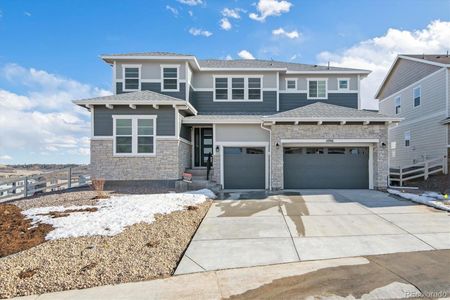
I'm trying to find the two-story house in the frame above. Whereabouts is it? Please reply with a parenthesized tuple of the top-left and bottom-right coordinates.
(377, 54, 450, 170)
(73, 52, 400, 190)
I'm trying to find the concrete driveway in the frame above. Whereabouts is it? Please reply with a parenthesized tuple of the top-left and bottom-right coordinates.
(176, 189, 450, 274)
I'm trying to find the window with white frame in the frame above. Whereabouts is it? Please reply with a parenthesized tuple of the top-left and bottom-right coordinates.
(123, 66, 140, 91)
(395, 96, 401, 114)
(214, 77, 228, 100)
(338, 78, 349, 90)
(404, 131, 411, 147)
(413, 86, 421, 107)
(214, 77, 262, 101)
(308, 79, 327, 99)
(286, 79, 297, 90)
(113, 116, 156, 155)
(162, 66, 179, 91)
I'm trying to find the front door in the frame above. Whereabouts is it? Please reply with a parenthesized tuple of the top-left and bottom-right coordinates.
(194, 127, 213, 167)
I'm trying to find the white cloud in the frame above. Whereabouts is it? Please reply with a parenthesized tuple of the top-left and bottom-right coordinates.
(249, 0, 292, 22)
(189, 27, 213, 37)
(222, 8, 244, 19)
(272, 27, 300, 39)
(24, 11, 32, 17)
(290, 54, 297, 60)
(0, 155, 12, 161)
(238, 50, 255, 60)
(177, 0, 202, 6)
(220, 18, 232, 31)
(166, 5, 179, 16)
(0, 64, 111, 162)
(188, 10, 194, 17)
(225, 55, 233, 60)
(317, 20, 450, 110)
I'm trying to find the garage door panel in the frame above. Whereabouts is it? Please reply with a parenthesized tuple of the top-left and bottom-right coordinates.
(224, 147, 265, 189)
(284, 147, 369, 189)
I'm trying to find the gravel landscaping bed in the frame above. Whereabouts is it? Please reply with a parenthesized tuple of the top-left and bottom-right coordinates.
(0, 200, 211, 298)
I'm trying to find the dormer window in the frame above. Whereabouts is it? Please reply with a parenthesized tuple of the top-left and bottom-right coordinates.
(338, 78, 349, 90)
(308, 79, 327, 99)
(161, 65, 179, 92)
(286, 79, 297, 90)
(123, 65, 141, 91)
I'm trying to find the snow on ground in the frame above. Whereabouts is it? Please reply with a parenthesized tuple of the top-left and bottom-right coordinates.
(387, 189, 450, 212)
(23, 190, 215, 240)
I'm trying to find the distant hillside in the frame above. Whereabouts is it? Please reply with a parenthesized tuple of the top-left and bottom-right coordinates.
(7, 164, 82, 171)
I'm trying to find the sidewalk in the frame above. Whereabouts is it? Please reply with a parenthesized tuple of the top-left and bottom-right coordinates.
(14, 250, 450, 300)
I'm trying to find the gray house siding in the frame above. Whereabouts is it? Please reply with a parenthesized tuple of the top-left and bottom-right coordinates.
(180, 124, 192, 141)
(93, 105, 175, 136)
(279, 93, 358, 111)
(116, 82, 186, 100)
(378, 58, 441, 99)
(190, 91, 277, 113)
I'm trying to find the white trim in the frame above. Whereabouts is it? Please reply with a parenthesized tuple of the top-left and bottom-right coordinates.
(213, 75, 264, 102)
(91, 136, 113, 141)
(91, 106, 95, 138)
(263, 117, 402, 123)
(412, 85, 421, 108)
(285, 78, 298, 91)
(185, 61, 189, 102)
(122, 64, 142, 92)
(160, 64, 180, 92)
(218, 141, 269, 190)
(307, 78, 328, 100)
(182, 118, 262, 124)
(378, 68, 446, 102)
(399, 55, 450, 68)
(112, 115, 157, 157)
(337, 77, 350, 91)
(280, 138, 379, 144)
(357, 74, 361, 110)
(286, 70, 371, 75)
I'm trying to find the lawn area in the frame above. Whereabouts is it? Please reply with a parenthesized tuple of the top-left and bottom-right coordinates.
(0, 187, 213, 298)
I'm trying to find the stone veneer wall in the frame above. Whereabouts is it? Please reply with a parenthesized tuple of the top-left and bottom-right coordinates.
(91, 139, 188, 181)
(270, 124, 389, 190)
(212, 154, 221, 184)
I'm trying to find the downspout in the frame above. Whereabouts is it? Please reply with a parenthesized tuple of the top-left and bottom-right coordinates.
(260, 122, 272, 191)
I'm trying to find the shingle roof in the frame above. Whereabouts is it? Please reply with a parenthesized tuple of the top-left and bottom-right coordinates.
(263, 102, 400, 121)
(402, 54, 450, 65)
(73, 90, 185, 104)
(198, 59, 369, 72)
(102, 52, 193, 57)
(183, 114, 265, 124)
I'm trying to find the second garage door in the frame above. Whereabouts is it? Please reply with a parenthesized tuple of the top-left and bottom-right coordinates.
(223, 147, 265, 189)
(284, 147, 369, 189)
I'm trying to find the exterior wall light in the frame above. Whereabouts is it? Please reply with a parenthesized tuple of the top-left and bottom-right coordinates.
(381, 142, 386, 147)
(276, 142, 280, 149)
(215, 146, 220, 152)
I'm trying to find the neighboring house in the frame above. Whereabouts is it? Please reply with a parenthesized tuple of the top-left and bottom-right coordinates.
(73, 52, 400, 190)
(377, 54, 450, 169)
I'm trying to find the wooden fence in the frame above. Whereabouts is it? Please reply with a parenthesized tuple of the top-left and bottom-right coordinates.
(0, 166, 91, 202)
(389, 157, 447, 187)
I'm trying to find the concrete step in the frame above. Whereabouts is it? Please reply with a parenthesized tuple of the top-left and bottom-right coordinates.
(185, 168, 214, 177)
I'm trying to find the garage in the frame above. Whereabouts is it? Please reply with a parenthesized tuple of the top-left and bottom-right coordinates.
(223, 147, 266, 189)
(283, 147, 369, 189)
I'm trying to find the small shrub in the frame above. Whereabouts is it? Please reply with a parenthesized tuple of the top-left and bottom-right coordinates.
(91, 179, 108, 199)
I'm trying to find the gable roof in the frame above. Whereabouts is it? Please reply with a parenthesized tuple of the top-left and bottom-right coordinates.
(263, 102, 401, 122)
(72, 90, 197, 114)
(375, 54, 449, 99)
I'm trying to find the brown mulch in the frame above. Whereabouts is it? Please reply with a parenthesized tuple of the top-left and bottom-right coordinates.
(0, 204, 53, 258)
(42, 207, 98, 219)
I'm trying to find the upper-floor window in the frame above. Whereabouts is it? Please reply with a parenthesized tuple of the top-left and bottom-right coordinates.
(308, 79, 327, 99)
(214, 76, 262, 101)
(395, 96, 401, 114)
(404, 131, 411, 147)
(286, 79, 297, 90)
(123, 65, 141, 91)
(413, 86, 421, 107)
(161, 65, 179, 92)
(338, 78, 349, 91)
(113, 115, 156, 156)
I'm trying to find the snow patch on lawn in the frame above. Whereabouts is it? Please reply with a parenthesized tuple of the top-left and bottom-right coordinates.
(23, 190, 215, 240)
(387, 189, 450, 212)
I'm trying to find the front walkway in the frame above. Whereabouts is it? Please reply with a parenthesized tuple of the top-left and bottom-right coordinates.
(176, 189, 450, 274)
(18, 250, 450, 299)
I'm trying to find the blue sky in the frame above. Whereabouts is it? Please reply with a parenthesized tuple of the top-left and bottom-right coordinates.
(0, 0, 449, 164)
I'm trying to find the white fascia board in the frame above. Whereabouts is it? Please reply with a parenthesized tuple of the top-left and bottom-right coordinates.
(285, 70, 371, 75)
(200, 67, 286, 71)
(262, 117, 403, 122)
(182, 119, 262, 124)
(398, 55, 450, 68)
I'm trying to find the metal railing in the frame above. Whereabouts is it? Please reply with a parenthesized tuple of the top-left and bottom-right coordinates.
(206, 153, 212, 181)
(389, 157, 447, 186)
(0, 166, 91, 202)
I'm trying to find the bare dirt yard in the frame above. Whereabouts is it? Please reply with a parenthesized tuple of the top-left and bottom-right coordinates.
(0, 188, 212, 299)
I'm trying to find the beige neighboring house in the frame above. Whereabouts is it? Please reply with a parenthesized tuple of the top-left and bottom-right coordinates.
(377, 54, 450, 169)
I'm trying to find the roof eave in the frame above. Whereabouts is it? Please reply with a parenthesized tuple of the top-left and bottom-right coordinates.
(262, 117, 403, 123)
(285, 70, 371, 75)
